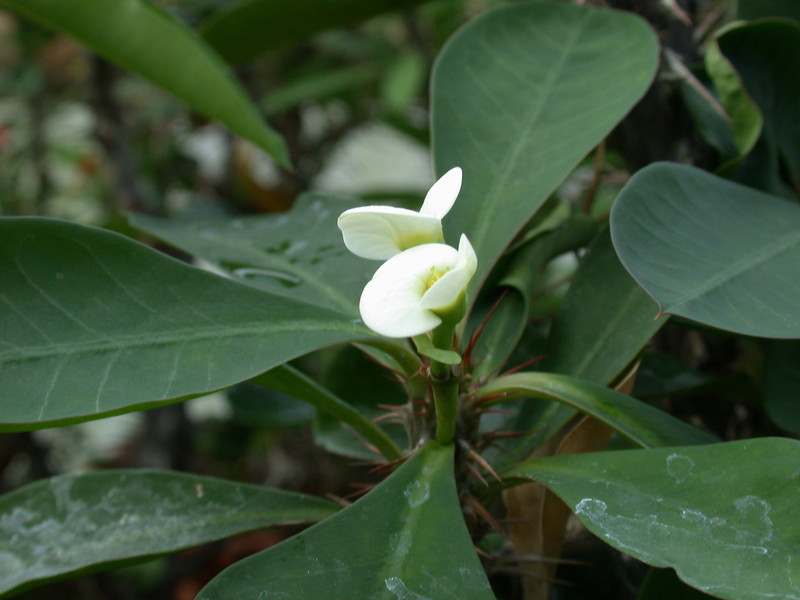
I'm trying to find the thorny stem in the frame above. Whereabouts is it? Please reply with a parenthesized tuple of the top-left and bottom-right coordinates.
(429, 322, 459, 445)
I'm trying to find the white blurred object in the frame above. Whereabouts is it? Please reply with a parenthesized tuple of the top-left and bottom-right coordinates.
(313, 122, 433, 196)
(179, 124, 229, 182)
(185, 392, 233, 423)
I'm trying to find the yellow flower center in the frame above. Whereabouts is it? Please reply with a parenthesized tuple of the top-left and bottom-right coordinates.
(425, 266, 450, 291)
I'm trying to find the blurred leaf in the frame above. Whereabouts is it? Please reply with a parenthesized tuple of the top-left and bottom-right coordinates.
(717, 19, 800, 192)
(253, 363, 403, 461)
(0, 0, 289, 166)
(508, 438, 800, 600)
(0, 218, 373, 431)
(200, 0, 430, 64)
(738, 0, 800, 22)
(432, 1, 658, 298)
(380, 50, 426, 114)
(763, 339, 800, 435)
(639, 568, 719, 600)
(542, 226, 665, 385)
(227, 381, 315, 428)
(611, 163, 800, 338)
(633, 353, 711, 399)
(705, 30, 763, 162)
(130, 194, 371, 317)
(0, 470, 339, 597)
(197, 442, 495, 599)
(479, 372, 715, 449)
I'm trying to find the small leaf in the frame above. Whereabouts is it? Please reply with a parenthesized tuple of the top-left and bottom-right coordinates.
(0, 218, 373, 430)
(1, 0, 289, 165)
(200, 0, 430, 64)
(197, 443, 495, 600)
(479, 372, 715, 448)
(413, 334, 461, 365)
(508, 438, 800, 600)
(0, 470, 339, 597)
(432, 1, 658, 297)
(610, 163, 800, 338)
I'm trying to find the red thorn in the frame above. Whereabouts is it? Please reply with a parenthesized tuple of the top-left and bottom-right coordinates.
(501, 353, 547, 376)
(463, 289, 510, 363)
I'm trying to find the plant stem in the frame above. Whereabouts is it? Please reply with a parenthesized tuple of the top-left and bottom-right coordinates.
(429, 323, 459, 445)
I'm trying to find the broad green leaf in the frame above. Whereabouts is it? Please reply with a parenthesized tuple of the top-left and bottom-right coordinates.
(197, 443, 495, 600)
(0, 218, 373, 431)
(432, 1, 658, 297)
(633, 353, 711, 400)
(252, 363, 403, 461)
(130, 194, 370, 317)
(508, 438, 800, 600)
(0, 470, 339, 597)
(479, 372, 715, 448)
(717, 20, 800, 189)
(542, 227, 665, 385)
(200, 0, 430, 64)
(763, 340, 800, 435)
(0, 0, 289, 166)
(610, 163, 800, 338)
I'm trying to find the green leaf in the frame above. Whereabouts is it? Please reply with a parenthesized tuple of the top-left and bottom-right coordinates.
(252, 363, 403, 461)
(717, 19, 800, 190)
(412, 334, 461, 365)
(197, 443, 495, 600)
(0, 470, 339, 597)
(479, 372, 715, 448)
(0, 218, 373, 431)
(542, 226, 665, 385)
(610, 163, 800, 338)
(432, 1, 658, 297)
(508, 438, 800, 600)
(704, 30, 763, 161)
(0, 0, 289, 166)
(200, 0, 430, 64)
(130, 194, 371, 317)
(763, 340, 800, 435)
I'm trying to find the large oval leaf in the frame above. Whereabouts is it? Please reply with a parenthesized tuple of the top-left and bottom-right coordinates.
(1, 0, 288, 166)
(508, 438, 800, 600)
(130, 194, 371, 317)
(432, 1, 658, 295)
(0, 470, 339, 597)
(200, 0, 429, 64)
(197, 442, 495, 599)
(0, 218, 373, 430)
(610, 163, 800, 338)
(479, 372, 715, 449)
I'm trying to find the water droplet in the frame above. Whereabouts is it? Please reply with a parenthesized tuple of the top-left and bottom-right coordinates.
(403, 481, 430, 508)
(666, 454, 695, 484)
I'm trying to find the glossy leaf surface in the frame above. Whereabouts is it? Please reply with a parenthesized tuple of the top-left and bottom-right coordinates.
(432, 1, 658, 296)
(508, 438, 800, 600)
(0, 470, 338, 597)
(200, 0, 429, 64)
(0, 0, 288, 166)
(197, 443, 495, 600)
(130, 195, 370, 317)
(479, 372, 714, 449)
(0, 218, 372, 430)
(611, 163, 800, 338)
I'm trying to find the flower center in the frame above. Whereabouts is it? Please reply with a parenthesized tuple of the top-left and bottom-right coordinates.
(425, 266, 450, 291)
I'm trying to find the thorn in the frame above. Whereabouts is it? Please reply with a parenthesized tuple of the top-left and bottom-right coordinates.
(475, 545, 492, 560)
(468, 449, 503, 484)
(471, 392, 511, 408)
(463, 289, 510, 363)
(324, 493, 351, 507)
(465, 461, 489, 488)
(465, 494, 508, 537)
(342, 482, 375, 500)
(477, 408, 515, 416)
(362, 350, 406, 380)
(366, 453, 409, 474)
(501, 353, 546, 377)
(373, 412, 402, 423)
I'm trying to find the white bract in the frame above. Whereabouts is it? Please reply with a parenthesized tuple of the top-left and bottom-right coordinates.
(359, 234, 477, 338)
(337, 167, 462, 260)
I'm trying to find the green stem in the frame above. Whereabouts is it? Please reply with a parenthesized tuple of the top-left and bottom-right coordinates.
(429, 322, 459, 445)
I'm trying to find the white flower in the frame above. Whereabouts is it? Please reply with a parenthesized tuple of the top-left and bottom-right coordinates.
(337, 167, 462, 260)
(359, 234, 477, 338)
